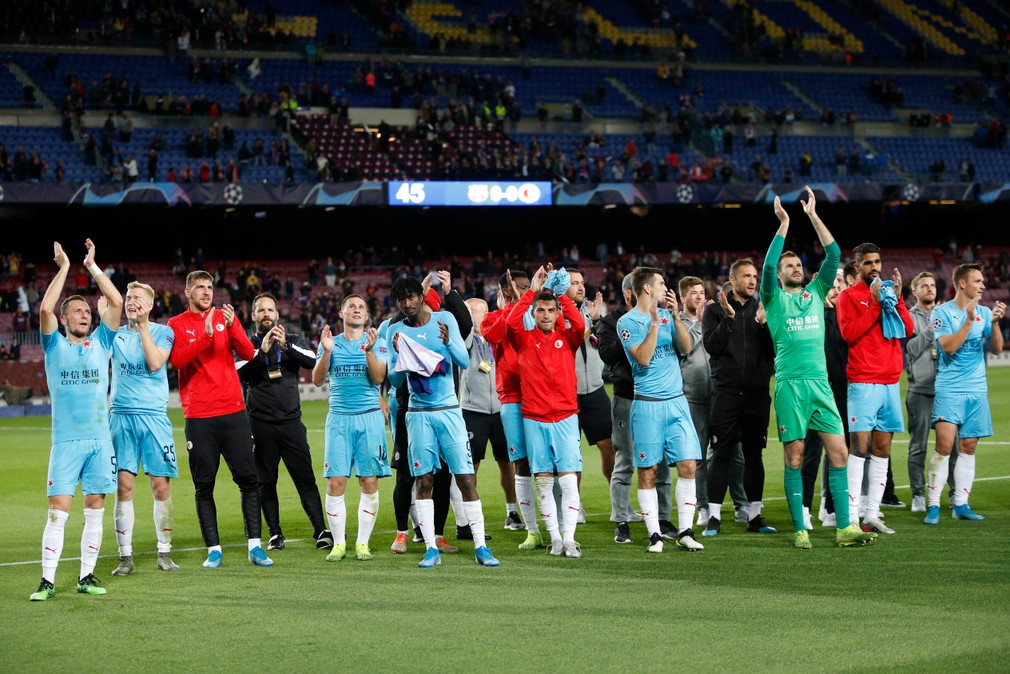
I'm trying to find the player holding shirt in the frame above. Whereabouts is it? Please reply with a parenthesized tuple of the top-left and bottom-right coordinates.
(923, 263, 1005, 524)
(109, 282, 179, 577)
(312, 295, 392, 561)
(385, 277, 499, 569)
(762, 189, 875, 549)
(836, 242, 914, 534)
(506, 266, 586, 558)
(618, 267, 703, 553)
(481, 269, 543, 550)
(31, 239, 123, 601)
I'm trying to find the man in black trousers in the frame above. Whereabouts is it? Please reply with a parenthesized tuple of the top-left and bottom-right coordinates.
(238, 292, 331, 552)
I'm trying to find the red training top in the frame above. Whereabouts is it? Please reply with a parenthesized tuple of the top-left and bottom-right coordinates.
(836, 281, 914, 384)
(506, 290, 584, 422)
(481, 303, 522, 404)
(168, 308, 255, 418)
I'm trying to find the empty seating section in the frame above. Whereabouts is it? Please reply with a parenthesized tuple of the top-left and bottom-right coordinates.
(0, 65, 30, 109)
(868, 136, 1006, 182)
(243, 0, 380, 46)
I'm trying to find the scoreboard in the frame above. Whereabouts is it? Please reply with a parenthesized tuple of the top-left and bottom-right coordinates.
(388, 181, 552, 206)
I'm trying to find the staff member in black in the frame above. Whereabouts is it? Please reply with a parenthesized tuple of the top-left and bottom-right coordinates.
(701, 259, 776, 536)
(238, 292, 331, 551)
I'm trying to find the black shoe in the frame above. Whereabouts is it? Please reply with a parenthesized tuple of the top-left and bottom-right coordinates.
(267, 534, 285, 551)
(413, 525, 424, 543)
(614, 522, 633, 544)
(659, 519, 677, 540)
(315, 530, 334, 550)
(746, 514, 777, 533)
(646, 532, 664, 552)
(880, 494, 906, 508)
(702, 517, 720, 537)
(456, 525, 473, 540)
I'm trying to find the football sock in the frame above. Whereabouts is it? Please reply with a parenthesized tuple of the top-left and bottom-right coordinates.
(80, 508, 104, 579)
(926, 452, 950, 508)
(708, 502, 723, 523)
(558, 474, 580, 543)
(951, 453, 975, 507)
(154, 498, 173, 553)
(676, 477, 697, 533)
(462, 499, 487, 548)
(784, 467, 805, 533)
(357, 491, 379, 546)
(416, 499, 436, 548)
(515, 475, 539, 533)
(865, 455, 888, 520)
(534, 476, 560, 542)
(638, 487, 660, 536)
(41, 509, 69, 584)
(114, 498, 134, 557)
(827, 466, 851, 529)
(449, 476, 468, 527)
(325, 494, 347, 545)
(846, 455, 864, 526)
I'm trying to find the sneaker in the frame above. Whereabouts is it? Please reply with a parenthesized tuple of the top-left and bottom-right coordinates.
(326, 543, 347, 561)
(614, 522, 633, 544)
(436, 537, 459, 554)
(111, 556, 135, 576)
(702, 517, 721, 537)
(29, 578, 55, 601)
(456, 524, 473, 540)
(836, 524, 875, 546)
(577, 508, 586, 524)
(794, 530, 812, 550)
(911, 495, 926, 513)
(390, 533, 409, 554)
(880, 494, 906, 508)
(646, 532, 664, 553)
(562, 540, 582, 558)
(412, 526, 424, 543)
(157, 553, 180, 572)
(696, 507, 710, 528)
(418, 547, 441, 568)
(76, 574, 107, 595)
(475, 546, 500, 566)
(820, 511, 836, 527)
(355, 544, 373, 561)
(923, 506, 941, 525)
(248, 546, 274, 567)
(676, 529, 704, 551)
(802, 507, 813, 532)
(203, 550, 223, 569)
(734, 508, 749, 523)
(519, 531, 544, 550)
(952, 504, 985, 521)
(316, 530, 334, 550)
(548, 539, 565, 556)
(659, 519, 677, 541)
(864, 517, 895, 534)
(504, 512, 524, 530)
(747, 514, 777, 534)
(267, 534, 285, 551)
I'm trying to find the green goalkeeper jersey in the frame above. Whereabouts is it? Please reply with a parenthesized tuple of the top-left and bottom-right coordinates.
(760, 236, 841, 381)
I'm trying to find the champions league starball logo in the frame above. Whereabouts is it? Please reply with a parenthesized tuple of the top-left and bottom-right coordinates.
(0, 185, 5, 202)
(676, 184, 695, 204)
(223, 183, 243, 205)
(902, 184, 920, 201)
(620, 329, 631, 342)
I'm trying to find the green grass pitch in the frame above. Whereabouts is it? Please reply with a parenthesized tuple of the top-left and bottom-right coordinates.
(2, 372, 1009, 672)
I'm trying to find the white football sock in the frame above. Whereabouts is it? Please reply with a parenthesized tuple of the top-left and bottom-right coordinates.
(154, 498, 173, 553)
(558, 473, 581, 542)
(847, 455, 864, 525)
(865, 455, 888, 521)
(534, 476, 560, 542)
(676, 478, 697, 533)
(114, 499, 134, 557)
(80, 508, 104, 579)
(247, 538, 262, 551)
(708, 502, 723, 522)
(638, 487, 660, 536)
(515, 475, 539, 533)
(416, 499, 436, 548)
(506, 502, 516, 517)
(449, 476, 468, 527)
(41, 509, 69, 584)
(926, 452, 950, 507)
(462, 499, 487, 548)
(326, 494, 347, 545)
(951, 453, 975, 507)
(409, 481, 418, 528)
(357, 491, 379, 546)
(749, 499, 763, 518)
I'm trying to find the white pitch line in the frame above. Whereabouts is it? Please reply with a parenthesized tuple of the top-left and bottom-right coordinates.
(2, 475, 1009, 568)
